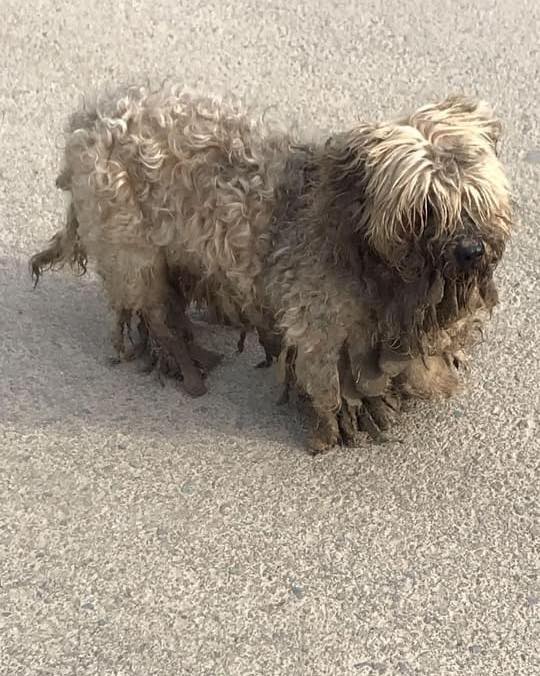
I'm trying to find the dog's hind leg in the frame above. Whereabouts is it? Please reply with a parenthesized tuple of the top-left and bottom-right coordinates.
(255, 326, 281, 369)
(275, 345, 298, 405)
(165, 284, 223, 375)
(165, 269, 224, 373)
(108, 308, 134, 364)
(100, 250, 208, 398)
(110, 309, 152, 364)
(142, 304, 207, 397)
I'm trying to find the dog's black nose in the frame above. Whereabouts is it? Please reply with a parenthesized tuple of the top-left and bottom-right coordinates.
(455, 237, 485, 268)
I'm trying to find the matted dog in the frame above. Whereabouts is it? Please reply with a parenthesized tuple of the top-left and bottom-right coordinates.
(31, 85, 512, 452)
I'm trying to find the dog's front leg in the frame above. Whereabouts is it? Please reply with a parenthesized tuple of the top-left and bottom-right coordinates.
(292, 342, 343, 454)
(336, 340, 401, 444)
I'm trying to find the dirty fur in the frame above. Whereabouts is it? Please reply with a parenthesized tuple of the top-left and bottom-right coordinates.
(30, 85, 512, 451)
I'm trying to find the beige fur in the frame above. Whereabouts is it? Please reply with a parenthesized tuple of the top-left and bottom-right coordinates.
(31, 85, 512, 452)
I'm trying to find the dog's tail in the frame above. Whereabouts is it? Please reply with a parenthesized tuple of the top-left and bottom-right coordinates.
(30, 173, 87, 287)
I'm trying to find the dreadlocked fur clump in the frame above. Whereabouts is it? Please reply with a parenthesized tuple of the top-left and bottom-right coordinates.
(30, 85, 512, 452)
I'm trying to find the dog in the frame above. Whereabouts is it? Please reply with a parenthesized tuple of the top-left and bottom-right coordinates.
(31, 84, 512, 452)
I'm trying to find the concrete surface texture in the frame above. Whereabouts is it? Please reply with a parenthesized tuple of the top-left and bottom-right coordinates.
(1, 1, 538, 674)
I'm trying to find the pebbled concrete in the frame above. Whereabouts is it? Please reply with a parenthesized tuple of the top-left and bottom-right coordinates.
(0, 1, 538, 674)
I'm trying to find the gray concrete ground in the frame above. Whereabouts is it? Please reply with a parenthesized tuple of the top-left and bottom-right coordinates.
(1, 1, 538, 674)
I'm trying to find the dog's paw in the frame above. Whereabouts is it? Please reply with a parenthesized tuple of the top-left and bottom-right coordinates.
(180, 372, 208, 398)
(134, 336, 210, 397)
(337, 393, 402, 446)
(255, 356, 274, 369)
(187, 344, 223, 373)
(364, 393, 401, 432)
(306, 417, 340, 455)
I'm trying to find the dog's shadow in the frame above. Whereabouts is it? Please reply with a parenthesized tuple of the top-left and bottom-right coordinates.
(1, 256, 306, 449)
(3, 254, 505, 459)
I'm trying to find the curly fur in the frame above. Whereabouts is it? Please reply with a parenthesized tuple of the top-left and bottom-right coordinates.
(30, 85, 512, 451)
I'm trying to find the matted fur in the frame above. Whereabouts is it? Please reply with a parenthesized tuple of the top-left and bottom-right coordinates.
(31, 84, 512, 451)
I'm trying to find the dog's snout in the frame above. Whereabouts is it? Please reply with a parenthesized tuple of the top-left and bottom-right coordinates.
(455, 237, 485, 268)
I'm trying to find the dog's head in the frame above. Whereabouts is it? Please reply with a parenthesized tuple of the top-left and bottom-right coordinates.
(322, 95, 512, 344)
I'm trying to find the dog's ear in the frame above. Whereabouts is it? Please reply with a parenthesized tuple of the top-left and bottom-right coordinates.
(322, 128, 372, 195)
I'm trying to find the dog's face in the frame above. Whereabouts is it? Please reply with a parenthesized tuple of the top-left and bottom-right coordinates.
(323, 95, 512, 339)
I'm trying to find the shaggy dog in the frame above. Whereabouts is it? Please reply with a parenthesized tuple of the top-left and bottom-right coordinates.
(31, 85, 512, 452)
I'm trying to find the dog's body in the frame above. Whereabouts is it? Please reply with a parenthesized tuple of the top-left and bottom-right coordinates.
(31, 85, 512, 452)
